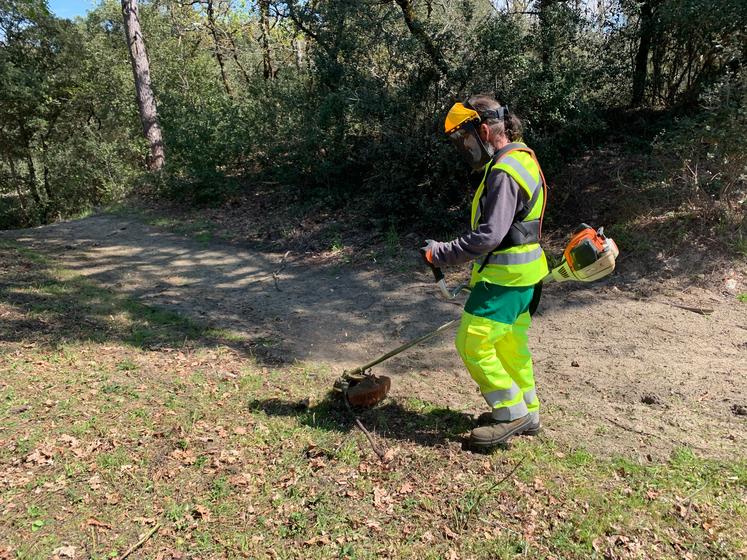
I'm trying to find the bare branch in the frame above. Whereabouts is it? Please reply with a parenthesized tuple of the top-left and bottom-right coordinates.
(392, 0, 449, 77)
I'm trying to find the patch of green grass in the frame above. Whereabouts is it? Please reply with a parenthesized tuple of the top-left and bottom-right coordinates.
(101, 382, 139, 399)
(165, 501, 191, 531)
(329, 233, 344, 253)
(107, 205, 219, 243)
(734, 236, 747, 258)
(405, 396, 436, 413)
(70, 416, 99, 436)
(63, 460, 86, 478)
(384, 224, 401, 258)
(190, 370, 207, 386)
(450, 479, 506, 533)
(129, 407, 149, 421)
(204, 327, 246, 342)
(14, 435, 38, 456)
(210, 476, 231, 501)
(116, 358, 139, 371)
(194, 231, 213, 244)
(97, 448, 130, 471)
(738, 293, 747, 303)
(278, 510, 308, 538)
(0, 239, 51, 265)
(567, 448, 595, 468)
(334, 440, 361, 466)
(27, 504, 44, 518)
(68, 207, 96, 221)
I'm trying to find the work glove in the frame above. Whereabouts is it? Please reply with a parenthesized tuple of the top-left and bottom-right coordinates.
(419, 239, 437, 265)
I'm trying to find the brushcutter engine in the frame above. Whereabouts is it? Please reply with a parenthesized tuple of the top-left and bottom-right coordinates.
(549, 224, 619, 283)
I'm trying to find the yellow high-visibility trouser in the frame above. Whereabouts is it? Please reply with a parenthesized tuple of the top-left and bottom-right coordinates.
(455, 310, 539, 421)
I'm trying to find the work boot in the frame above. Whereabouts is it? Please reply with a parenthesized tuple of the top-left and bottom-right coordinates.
(470, 413, 539, 449)
(476, 410, 541, 435)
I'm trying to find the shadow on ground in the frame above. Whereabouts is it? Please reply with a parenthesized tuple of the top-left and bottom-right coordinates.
(249, 393, 477, 449)
(0, 214, 602, 368)
(0, 242, 260, 354)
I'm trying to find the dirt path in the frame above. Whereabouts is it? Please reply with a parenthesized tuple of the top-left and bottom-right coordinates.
(3, 214, 746, 459)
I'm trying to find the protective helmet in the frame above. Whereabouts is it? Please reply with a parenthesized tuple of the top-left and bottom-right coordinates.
(444, 100, 509, 170)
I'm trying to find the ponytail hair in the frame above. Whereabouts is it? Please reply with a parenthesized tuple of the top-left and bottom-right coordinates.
(503, 112, 523, 142)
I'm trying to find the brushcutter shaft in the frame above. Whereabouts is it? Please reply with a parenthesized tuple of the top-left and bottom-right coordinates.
(344, 319, 460, 377)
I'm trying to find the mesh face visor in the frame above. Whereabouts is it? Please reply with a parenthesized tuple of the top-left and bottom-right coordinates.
(445, 101, 510, 170)
(448, 121, 486, 168)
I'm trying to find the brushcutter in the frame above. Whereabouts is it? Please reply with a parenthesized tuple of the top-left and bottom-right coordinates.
(333, 224, 619, 407)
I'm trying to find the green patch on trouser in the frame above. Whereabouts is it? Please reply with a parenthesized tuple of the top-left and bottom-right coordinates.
(455, 282, 539, 421)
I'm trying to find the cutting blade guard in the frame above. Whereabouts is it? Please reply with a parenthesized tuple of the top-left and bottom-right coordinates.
(550, 224, 619, 283)
(333, 371, 392, 408)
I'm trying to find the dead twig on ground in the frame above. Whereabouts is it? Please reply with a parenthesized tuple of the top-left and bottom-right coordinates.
(343, 394, 388, 462)
(452, 457, 526, 532)
(89, 525, 97, 557)
(604, 416, 709, 452)
(657, 300, 714, 315)
(272, 250, 290, 292)
(636, 297, 715, 316)
(604, 416, 658, 439)
(119, 523, 161, 560)
(682, 483, 708, 519)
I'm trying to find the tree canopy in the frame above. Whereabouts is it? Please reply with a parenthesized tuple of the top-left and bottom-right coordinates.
(0, 0, 745, 231)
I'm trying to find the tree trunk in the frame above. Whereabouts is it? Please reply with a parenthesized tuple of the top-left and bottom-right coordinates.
(121, 0, 165, 171)
(258, 0, 274, 80)
(23, 154, 41, 206)
(651, 38, 664, 104)
(6, 154, 30, 220)
(18, 123, 44, 207)
(227, 31, 251, 85)
(631, 0, 655, 106)
(207, 0, 232, 95)
(292, 34, 304, 73)
(40, 121, 57, 205)
(393, 0, 449, 78)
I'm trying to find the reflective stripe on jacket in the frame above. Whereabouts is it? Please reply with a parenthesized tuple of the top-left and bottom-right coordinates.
(470, 143, 549, 287)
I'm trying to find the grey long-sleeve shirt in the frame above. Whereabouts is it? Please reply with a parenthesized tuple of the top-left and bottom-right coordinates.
(429, 170, 524, 267)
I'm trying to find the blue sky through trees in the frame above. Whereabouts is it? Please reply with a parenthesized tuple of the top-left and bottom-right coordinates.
(49, 0, 94, 19)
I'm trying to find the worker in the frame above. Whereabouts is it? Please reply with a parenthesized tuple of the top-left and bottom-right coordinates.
(421, 95, 548, 449)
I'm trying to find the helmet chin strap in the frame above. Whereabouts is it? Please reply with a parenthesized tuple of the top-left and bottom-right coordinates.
(474, 123, 495, 161)
(484, 141, 496, 159)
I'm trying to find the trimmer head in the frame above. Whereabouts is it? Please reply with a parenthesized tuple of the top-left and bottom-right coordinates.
(333, 371, 391, 408)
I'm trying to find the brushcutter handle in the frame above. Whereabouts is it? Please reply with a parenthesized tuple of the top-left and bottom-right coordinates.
(419, 248, 470, 300)
(427, 262, 445, 283)
(419, 247, 444, 282)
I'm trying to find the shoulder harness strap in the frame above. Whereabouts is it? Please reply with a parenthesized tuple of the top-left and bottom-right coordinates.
(476, 145, 549, 272)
